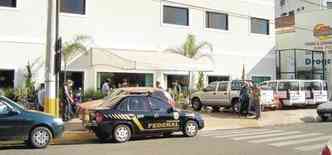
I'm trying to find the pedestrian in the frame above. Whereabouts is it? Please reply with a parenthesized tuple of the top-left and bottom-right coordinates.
(122, 79, 128, 88)
(37, 84, 46, 111)
(252, 85, 262, 120)
(102, 79, 111, 96)
(239, 82, 250, 117)
(63, 80, 74, 121)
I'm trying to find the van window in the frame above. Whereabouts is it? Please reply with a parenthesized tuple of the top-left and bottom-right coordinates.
(218, 82, 228, 91)
(323, 81, 328, 90)
(268, 82, 277, 91)
(278, 81, 299, 91)
(205, 82, 218, 92)
(260, 82, 272, 90)
(304, 81, 322, 91)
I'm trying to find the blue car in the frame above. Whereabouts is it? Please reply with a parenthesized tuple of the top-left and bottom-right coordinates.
(0, 96, 64, 148)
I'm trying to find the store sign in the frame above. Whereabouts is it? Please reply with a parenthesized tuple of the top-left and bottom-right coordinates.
(305, 58, 332, 65)
(313, 24, 332, 41)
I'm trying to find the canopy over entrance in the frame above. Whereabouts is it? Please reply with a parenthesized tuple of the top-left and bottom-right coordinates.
(82, 48, 215, 72)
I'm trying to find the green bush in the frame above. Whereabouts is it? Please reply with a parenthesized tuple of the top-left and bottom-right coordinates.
(2, 88, 16, 100)
(83, 89, 104, 102)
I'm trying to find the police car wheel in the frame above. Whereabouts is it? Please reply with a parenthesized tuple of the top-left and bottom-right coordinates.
(183, 121, 198, 137)
(113, 124, 131, 143)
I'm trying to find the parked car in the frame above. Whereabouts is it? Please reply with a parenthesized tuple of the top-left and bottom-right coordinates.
(87, 93, 204, 143)
(321, 138, 331, 155)
(191, 80, 259, 112)
(0, 96, 64, 148)
(317, 101, 332, 121)
(79, 87, 175, 127)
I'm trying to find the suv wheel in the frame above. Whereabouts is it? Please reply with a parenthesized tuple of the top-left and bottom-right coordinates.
(212, 106, 220, 112)
(320, 115, 328, 122)
(192, 99, 202, 111)
(183, 120, 198, 137)
(113, 124, 131, 143)
(232, 100, 240, 113)
(29, 126, 52, 148)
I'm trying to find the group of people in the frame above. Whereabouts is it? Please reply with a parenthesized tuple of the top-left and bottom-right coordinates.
(239, 82, 262, 120)
(101, 78, 130, 96)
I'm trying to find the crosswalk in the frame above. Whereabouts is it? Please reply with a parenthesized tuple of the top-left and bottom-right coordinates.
(200, 128, 331, 152)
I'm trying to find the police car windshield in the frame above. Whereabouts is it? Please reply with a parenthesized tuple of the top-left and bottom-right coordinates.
(99, 95, 126, 108)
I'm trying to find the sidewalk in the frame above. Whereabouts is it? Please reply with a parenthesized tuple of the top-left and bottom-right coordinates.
(55, 109, 319, 144)
(202, 109, 318, 130)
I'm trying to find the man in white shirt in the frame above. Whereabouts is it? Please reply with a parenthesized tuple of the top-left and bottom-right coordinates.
(102, 79, 111, 96)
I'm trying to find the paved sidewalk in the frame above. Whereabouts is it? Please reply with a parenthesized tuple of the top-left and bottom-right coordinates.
(54, 109, 319, 144)
(202, 109, 318, 130)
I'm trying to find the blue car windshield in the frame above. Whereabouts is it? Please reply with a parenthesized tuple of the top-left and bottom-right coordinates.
(0, 96, 25, 111)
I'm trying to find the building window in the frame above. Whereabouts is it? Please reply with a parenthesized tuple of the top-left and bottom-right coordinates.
(280, 0, 286, 7)
(60, 0, 86, 15)
(0, 70, 14, 89)
(327, 2, 332, 9)
(0, 0, 16, 7)
(206, 12, 228, 30)
(163, 5, 189, 26)
(208, 76, 230, 84)
(251, 17, 269, 35)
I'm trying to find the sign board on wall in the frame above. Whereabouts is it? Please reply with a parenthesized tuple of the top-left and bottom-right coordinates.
(305, 24, 332, 52)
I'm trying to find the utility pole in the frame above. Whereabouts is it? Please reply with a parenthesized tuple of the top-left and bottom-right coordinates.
(45, 0, 59, 117)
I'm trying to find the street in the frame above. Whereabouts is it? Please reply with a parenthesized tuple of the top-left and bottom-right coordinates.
(1, 122, 331, 155)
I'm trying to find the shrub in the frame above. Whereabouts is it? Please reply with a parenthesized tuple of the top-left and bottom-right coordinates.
(83, 89, 104, 102)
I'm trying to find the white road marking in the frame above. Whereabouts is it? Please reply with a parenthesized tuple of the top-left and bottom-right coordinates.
(294, 143, 325, 152)
(200, 129, 270, 136)
(214, 130, 283, 138)
(233, 131, 301, 141)
(269, 136, 331, 147)
(249, 133, 323, 143)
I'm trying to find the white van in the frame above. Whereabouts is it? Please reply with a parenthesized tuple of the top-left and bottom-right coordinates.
(264, 80, 327, 107)
(303, 80, 328, 105)
(258, 82, 276, 109)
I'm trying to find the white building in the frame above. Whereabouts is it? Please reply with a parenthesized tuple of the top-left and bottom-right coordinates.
(0, 0, 275, 91)
(275, 0, 332, 17)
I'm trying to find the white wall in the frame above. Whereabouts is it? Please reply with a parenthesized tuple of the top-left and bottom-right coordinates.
(0, 0, 276, 89)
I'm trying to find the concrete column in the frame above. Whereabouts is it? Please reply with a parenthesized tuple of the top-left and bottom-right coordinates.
(44, 0, 58, 117)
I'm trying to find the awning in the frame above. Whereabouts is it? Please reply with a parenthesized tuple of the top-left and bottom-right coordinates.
(87, 48, 215, 72)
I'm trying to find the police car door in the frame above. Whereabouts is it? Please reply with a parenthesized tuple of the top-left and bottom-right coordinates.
(126, 96, 154, 132)
(148, 96, 180, 131)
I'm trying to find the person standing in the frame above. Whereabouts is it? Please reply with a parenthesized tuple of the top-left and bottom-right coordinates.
(63, 80, 74, 121)
(37, 84, 46, 111)
(252, 85, 262, 119)
(239, 82, 250, 117)
(102, 79, 110, 96)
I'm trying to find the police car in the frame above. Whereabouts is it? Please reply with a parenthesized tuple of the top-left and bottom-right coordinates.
(87, 92, 204, 143)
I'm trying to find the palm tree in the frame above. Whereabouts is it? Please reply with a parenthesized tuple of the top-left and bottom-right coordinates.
(166, 34, 213, 106)
(166, 34, 213, 59)
(62, 35, 91, 82)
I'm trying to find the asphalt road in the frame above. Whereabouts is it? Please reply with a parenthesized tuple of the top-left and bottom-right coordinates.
(1, 122, 331, 155)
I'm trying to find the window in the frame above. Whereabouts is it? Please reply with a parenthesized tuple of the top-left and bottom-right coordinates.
(206, 12, 228, 30)
(205, 82, 217, 91)
(60, 0, 86, 15)
(149, 97, 171, 113)
(231, 81, 243, 90)
(0, 101, 9, 115)
(251, 17, 269, 35)
(208, 76, 229, 83)
(218, 83, 228, 91)
(0, 70, 14, 89)
(327, 2, 332, 9)
(278, 81, 299, 91)
(163, 5, 189, 26)
(127, 96, 151, 112)
(116, 98, 129, 111)
(280, 0, 286, 6)
(0, 0, 16, 7)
